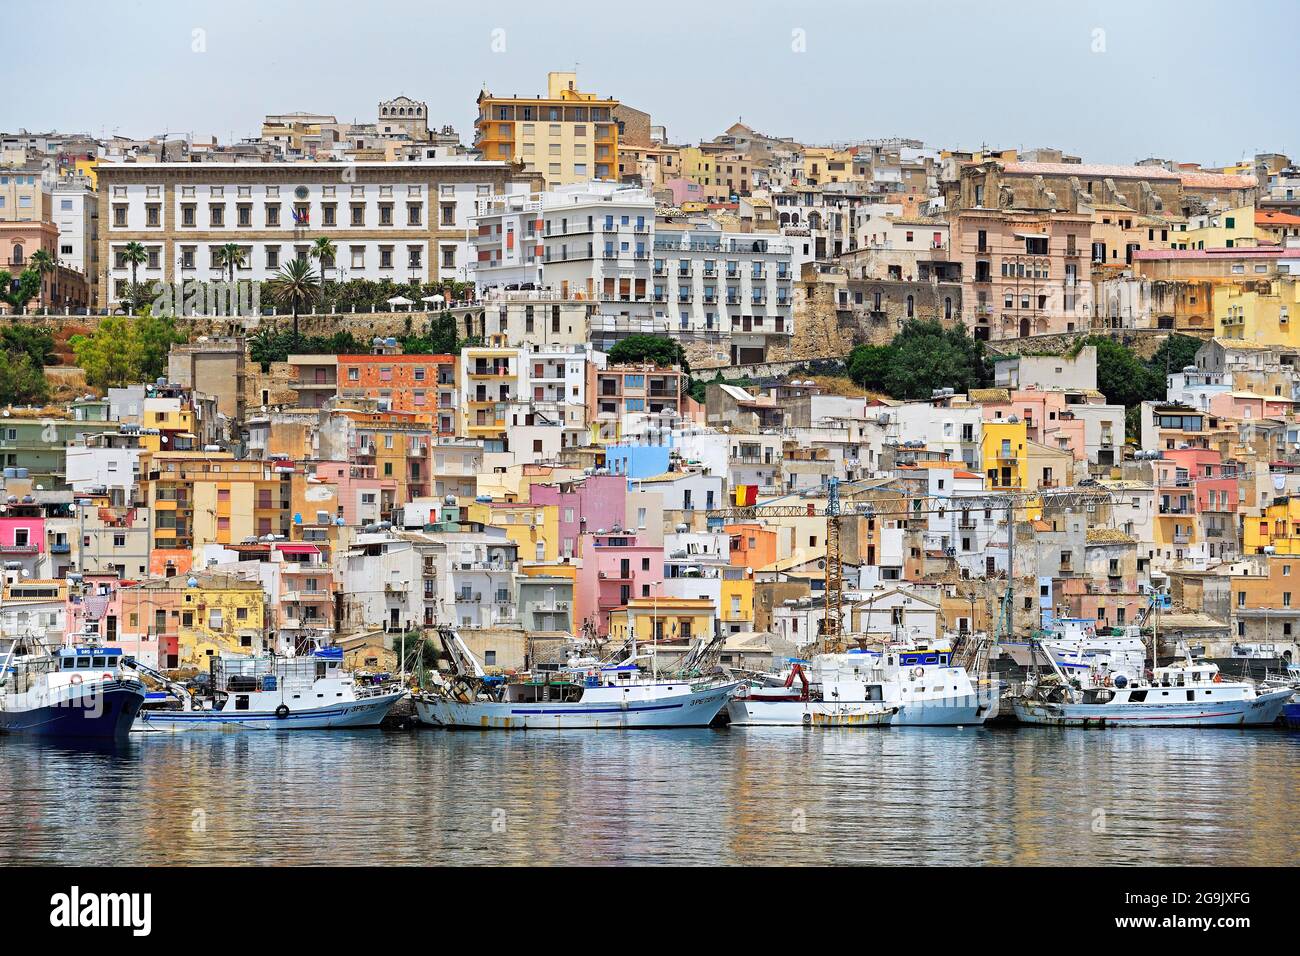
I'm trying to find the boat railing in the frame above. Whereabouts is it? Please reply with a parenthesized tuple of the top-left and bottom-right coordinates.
(354, 682, 402, 699)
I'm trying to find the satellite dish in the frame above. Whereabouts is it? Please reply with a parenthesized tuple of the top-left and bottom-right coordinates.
(1274, 475, 1286, 491)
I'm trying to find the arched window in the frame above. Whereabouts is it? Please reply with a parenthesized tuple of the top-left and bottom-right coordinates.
(944, 296, 952, 320)
(906, 294, 914, 318)
(11, 243, 23, 265)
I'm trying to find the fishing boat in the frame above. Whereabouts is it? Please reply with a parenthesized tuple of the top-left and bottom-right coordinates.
(413, 628, 739, 729)
(726, 658, 896, 727)
(1272, 664, 1300, 729)
(1001, 618, 1147, 677)
(0, 641, 145, 738)
(728, 640, 986, 727)
(131, 647, 405, 732)
(1013, 657, 1292, 727)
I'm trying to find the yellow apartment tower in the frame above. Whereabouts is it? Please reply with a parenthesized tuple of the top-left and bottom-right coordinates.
(475, 71, 620, 187)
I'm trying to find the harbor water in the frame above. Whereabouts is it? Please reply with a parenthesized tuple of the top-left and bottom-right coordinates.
(0, 726, 1296, 866)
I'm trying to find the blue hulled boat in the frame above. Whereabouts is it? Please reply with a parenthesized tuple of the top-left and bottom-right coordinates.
(0, 644, 146, 739)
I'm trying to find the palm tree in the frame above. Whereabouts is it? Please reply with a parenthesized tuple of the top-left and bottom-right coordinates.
(29, 249, 55, 311)
(215, 242, 246, 284)
(121, 241, 147, 309)
(309, 237, 337, 310)
(267, 258, 320, 343)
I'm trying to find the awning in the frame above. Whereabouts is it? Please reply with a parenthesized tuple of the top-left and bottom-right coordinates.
(275, 541, 321, 556)
(1014, 232, 1049, 240)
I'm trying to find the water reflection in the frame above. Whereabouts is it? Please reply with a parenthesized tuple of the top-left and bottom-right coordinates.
(0, 727, 1295, 866)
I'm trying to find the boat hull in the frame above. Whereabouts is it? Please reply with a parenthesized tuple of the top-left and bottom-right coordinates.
(1284, 702, 1300, 730)
(725, 698, 894, 727)
(1012, 689, 1292, 728)
(415, 682, 738, 729)
(132, 690, 405, 732)
(0, 680, 145, 738)
(892, 695, 988, 727)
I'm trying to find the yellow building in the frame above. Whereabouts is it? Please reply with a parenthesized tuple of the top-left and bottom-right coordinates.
(475, 72, 619, 187)
(141, 452, 289, 556)
(74, 157, 99, 189)
(1243, 496, 1300, 556)
(1214, 279, 1300, 347)
(1172, 205, 1259, 250)
(608, 596, 716, 646)
(801, 147, 854, 186)
(179, 576, 267, 663)
(719, 569, 755, 631)
(981, 421, 1029, 491)
(466, 500, 560, 563)
(140, 573, 267, 667)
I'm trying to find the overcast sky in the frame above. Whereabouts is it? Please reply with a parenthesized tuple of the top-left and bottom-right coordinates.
(6, 0, 1289, 166)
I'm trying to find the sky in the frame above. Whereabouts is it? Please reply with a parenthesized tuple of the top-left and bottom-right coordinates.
(4, 0, 1291, 166)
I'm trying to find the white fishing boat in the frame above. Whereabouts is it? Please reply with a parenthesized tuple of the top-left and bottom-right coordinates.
(0, 641, 145, 739)
(1002, 618, 1147, 677)
(727, 641, 988, 727)
(413, 629, 738, 729)
(726, 658, 896, 727)
(1013, 657, 1292, 728)
(131, 647, 405, 732)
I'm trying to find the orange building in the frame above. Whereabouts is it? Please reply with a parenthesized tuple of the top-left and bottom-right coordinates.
(725, 523, 777, 569)
(337, 353, 458, 432)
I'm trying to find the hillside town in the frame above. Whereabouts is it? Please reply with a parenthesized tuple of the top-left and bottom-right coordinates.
(1, 70, 1299, 718)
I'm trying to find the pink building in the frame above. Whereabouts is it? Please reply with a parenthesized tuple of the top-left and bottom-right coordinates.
(574, 531, 663, 637)
(0, 516, 45, 576)
(982, 390, 1087, 463)
(310, 461, 399, 526)
(663, 178, 706, 207)
(530, 474, 627, 560)
(64, 574, 161, 665)
(1208, 392, 1296, 423)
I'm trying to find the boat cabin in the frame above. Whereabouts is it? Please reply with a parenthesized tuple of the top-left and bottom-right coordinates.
(56, 646, 126, 672)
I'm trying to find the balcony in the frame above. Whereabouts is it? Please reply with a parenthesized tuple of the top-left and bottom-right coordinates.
(0, 544, 37, 554)
(283, 589, 332, 603)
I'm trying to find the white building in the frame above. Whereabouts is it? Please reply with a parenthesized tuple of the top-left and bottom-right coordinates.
(98, 159, 535, 306)
(653, 225, 794, 364)
(471, 183, 658, 347)
(52, 177, 97, 289)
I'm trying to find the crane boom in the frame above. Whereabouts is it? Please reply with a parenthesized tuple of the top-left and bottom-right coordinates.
(705, 485, 1115, 649)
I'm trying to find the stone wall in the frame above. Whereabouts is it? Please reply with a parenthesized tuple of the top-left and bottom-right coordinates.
(244, 361, 298, 411)
(985, 327, 1205, 361)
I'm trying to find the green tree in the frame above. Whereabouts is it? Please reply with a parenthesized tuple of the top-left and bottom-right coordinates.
(607, 334, 690, 374)
(1086, 336, 1158, 409)
(133, 311, 188, 381)
(0, 324, 56, 367)
(1145, 333, 1203, 380)
(875, 320, 992, 400)
(400, 311, 460, 354)
(0, 269, 42, 314)
(71, 315, 144, 388)
(248, 326, 298, 370)
(0, 350, 49, 405)
(29, 249, 55, 310)
(214, 243, 246, 285)
(846, 343, 895, 392)
(309, 237, 337, 310)
(267, 258, 320, 342)
(120, 241, 148, 308)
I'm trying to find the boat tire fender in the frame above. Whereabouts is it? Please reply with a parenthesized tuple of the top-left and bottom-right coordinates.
(911, 666, 924, 680)
(275, 704, 290, 719)
(802, 712, 812, 726)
